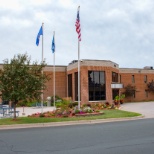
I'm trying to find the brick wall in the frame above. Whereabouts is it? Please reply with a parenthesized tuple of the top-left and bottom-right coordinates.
(120, 72, 154, 102)
(42, 62, 154, 104)
(67, 62, 119, 104)
(43, 66, 67, 101)
(2, 61, 154, 104)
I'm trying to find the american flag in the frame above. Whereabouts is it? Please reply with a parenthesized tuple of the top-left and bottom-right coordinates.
(75, 6, 81, 41)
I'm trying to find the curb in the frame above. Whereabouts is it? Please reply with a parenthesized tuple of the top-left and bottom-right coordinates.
(0, 115, 144, 130)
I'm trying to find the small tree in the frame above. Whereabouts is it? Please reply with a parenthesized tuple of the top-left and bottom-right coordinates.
(0, 53, 49, 119)
(124, 84, 136, 100)
(147, 80, 154, 92)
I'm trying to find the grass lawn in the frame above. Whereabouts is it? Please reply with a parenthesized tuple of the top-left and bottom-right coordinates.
(0, 109, 141, 125)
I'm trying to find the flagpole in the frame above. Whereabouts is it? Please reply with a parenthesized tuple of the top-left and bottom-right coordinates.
(78, 6, 81, 110)
(53, 31, 56, 108)
(75, 6, 81, 110)
(41, 22, 44, 113)
(78, 40, 80, 110)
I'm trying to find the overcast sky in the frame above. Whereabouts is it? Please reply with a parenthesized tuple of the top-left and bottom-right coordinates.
(0, 0, 154, 68)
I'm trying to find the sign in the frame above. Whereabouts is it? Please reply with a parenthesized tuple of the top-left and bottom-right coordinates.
(111, 83, 123, 89)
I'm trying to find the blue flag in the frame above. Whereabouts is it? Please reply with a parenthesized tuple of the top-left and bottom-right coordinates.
(52, 35, 55, 53)
(36, 26, 43, 46)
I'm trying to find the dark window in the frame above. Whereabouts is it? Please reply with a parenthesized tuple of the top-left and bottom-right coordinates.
(88, 71, 106, 101)
(112, 72, 118, 82)
(132, 75, 135, 83)
(112, 89, 119, 100)
(119, 75, 121, 83)
(133, 91, 135, 98)
(144, 75, 147, 83)
(74, 72, 80, 101)
(68, 74, 72, 97)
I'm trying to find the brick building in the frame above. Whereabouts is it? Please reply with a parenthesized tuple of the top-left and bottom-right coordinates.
(44, 59, 154, 104)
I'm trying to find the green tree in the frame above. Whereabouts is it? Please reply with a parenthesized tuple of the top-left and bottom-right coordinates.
(0, 53, 49, 119)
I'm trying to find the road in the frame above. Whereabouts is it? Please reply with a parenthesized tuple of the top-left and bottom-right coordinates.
(1, 119, 154, 154)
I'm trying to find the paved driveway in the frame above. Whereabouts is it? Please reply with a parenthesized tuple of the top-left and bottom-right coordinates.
(121, 102, 154, 118)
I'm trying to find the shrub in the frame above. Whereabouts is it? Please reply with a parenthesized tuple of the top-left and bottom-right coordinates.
(62, 110, 70, 117)
(103, 103, 107, 108)
(124, 84, 136, 98)
(55, 99, 71, 108)
(75, 109, 80, 114)
(39, 113, 45, 117)
(105, 102, 110, 106)
(68, 102, 78, 108)
(17, 100, 38, 107)
(55, 109, 63, 117)
(55, 102, 63, 108)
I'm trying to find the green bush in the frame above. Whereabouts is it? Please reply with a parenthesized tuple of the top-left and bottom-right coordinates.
(68, 102, 78, 108)
(55, 102, 63, 108)
(17, 100, 47, 107)
(17, 101, 37, 107)
(75, 109, 80, 114)
(39, 113, 45, 117)
(82, 103, 91, 108)
(55, 99, 71, 110)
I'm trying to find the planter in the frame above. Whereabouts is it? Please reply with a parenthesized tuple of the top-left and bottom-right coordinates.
(120, 100, 124, 104)
(114, 101, 119, 105)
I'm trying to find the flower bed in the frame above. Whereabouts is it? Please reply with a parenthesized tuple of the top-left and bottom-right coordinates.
(28, 110, 104, 118)
(28, 102, 116, 118)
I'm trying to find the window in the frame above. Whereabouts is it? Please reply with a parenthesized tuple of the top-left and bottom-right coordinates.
(68, 74, 72, 97)
(112, 89, 119, 100)
(144, 75, 147, 83)
(88, 71, 106, 101)
(133, 91, 135, 98)
(132, 75, 135, 83)
(119, 75, 121, 83)
(112, 72, 118, 82)
(74, 72, 79, 101)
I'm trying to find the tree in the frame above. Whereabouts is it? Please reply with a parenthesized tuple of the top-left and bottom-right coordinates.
(147, 80, 154, 92)
(124, 84, 136, 98)
(0, 53, 49, 119)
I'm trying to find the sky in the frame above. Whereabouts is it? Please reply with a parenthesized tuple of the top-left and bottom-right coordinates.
(0, 0, 154, 68)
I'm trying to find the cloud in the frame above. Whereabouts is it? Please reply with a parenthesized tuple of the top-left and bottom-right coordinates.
(0, 0, 22, 11)
(0, 0, 154, 68)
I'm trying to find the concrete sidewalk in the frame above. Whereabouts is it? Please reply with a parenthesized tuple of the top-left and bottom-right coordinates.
(120, 101, 154, 118)
(0, 106, 56, 118)
(17, 106, 56, 117)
